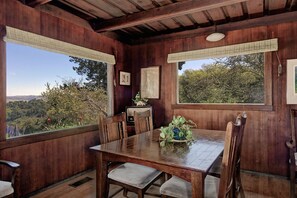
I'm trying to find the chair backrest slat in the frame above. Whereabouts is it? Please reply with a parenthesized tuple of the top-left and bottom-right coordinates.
(134, 110, 153, 134)
(235, 113, 247, 164)
(218, 120, 241, 198)
(98, 112, 127, 144)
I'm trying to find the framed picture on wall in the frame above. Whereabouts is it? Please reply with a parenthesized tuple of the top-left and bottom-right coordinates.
(287, 59, 297, 104)
(141, 66, 160, 99)
(119, 71, 131, 86)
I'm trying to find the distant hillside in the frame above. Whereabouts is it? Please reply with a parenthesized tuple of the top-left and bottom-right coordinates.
(7, 95, 42, 102)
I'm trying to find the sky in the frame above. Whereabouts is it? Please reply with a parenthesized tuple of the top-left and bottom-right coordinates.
(6, 42, 215, 96)
(6, 42, 83, 96)
(178, 59, 215, 75)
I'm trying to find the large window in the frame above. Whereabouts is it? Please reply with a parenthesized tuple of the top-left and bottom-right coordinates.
(178, 53, 264, 104)
(6, 43, 112, 138)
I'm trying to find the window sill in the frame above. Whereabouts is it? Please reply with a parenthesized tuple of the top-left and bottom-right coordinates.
(172, 104, 273, 111)
(0, 125, 98, 149)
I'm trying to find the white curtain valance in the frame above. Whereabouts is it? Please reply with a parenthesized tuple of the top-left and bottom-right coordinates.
(4, 26, 116, 65)
(167, 38, 278, 63)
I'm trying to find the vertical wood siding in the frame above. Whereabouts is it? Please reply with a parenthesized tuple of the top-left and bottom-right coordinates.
(130, 23, 297, 177)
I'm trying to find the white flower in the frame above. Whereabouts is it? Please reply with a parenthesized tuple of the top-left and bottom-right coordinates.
(136, 101, 146, 106)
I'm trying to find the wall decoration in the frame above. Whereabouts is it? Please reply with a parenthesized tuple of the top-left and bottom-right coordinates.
(119, 71, 131, 86)
(287, 59, 297, 104)
(141, 66, 160, 99)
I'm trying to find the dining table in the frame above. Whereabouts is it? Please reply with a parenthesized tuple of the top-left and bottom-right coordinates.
(90, 128, 225, 198)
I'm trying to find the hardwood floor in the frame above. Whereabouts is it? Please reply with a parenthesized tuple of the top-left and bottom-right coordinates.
(31, 170, 161, 198)
(31, 170, 274, 198)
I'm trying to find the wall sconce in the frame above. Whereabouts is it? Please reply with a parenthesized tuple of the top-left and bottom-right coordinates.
(206, 25, 225, 42)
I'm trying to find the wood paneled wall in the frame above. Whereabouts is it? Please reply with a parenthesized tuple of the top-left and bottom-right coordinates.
(130, 22, 297, 177)
(0, 0, 129, 196)
(1, 130, 99, 195)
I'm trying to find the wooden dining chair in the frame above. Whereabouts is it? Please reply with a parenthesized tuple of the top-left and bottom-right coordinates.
(0, 160, 20, 198)
(208, 112, 247, 198)
(98, 112, 128, 144)
(134, 110, 153, 134)
(159, 117, 242, 198)
(98, 112, 163, 198)
(286, 109, 297, 198)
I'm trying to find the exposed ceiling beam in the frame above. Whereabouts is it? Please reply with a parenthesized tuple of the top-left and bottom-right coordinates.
(24, 0, 52, 7)
(133, 11, 297, 44)
(92, 0, 248, 32)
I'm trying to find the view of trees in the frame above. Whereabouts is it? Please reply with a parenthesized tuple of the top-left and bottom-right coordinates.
(179, 53, 264, 103)
(70, 56, 107, 90)
(6, 52, 264, 138)
(6, 57, 108, 138)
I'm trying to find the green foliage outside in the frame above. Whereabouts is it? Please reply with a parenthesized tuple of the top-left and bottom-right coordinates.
(42, 80, 108, 131)
(179, 53, 264, 103)
(70, 56, 107, 90)
(6, 57, 108, 138)
(6, 99, 47, 136)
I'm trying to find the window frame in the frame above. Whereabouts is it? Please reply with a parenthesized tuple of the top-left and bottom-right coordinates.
(171, 52, 273, 111)
(0, 35, 114, 142)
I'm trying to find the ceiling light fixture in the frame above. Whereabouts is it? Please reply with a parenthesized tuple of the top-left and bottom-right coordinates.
(206, 25, 225, 42)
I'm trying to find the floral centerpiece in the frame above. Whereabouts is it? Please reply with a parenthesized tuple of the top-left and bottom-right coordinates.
(132, 92, 148, 106)
(159, 116, 196, 142)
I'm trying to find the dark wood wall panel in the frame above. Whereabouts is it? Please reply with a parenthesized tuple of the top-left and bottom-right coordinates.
(130, 22, 297, 177)
(0, 130, 99, 195)
(114, 44, 132, 114)
(131, 42, 168, 127)
(0, 0, 129, 196)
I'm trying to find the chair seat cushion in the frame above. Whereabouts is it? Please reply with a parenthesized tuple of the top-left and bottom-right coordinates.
(108, 162, 161, 189)
(0, 181, 14, 197)
(160, 175, 219, 198)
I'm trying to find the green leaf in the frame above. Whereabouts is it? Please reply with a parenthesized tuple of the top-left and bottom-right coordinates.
(160, 141, 166, 147)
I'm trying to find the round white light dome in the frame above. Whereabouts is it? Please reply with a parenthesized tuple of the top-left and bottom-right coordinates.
(206, 32, 225, 42)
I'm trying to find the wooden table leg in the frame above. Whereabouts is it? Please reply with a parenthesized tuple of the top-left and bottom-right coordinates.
(191, 171, 204, 198)
(96, 152, 108, 198)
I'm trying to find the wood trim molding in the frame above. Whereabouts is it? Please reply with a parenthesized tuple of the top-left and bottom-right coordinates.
(172, 104, 273, 111)
(0, 125, 98, 149)
(92, 0, 248, 32)
(265, 52, 273, 106)
(0, 27, 6, 141)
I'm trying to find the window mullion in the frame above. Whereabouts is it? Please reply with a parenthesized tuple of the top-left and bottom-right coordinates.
(0, 30, 6, 141)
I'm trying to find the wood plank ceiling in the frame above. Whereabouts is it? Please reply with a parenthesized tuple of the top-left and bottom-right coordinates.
(20, 0, 297, 44)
